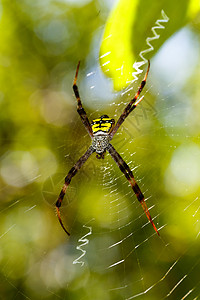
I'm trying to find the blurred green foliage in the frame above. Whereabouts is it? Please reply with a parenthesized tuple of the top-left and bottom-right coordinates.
(0, 0, 200, 299)
(100, 0, 200, 90)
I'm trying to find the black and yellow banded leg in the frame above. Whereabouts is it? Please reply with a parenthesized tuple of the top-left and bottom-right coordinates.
(107, 143, 159, 236)
(56, 146, 95, 235)
(73, 61, 93, 137)
(110, 61, 150, 139)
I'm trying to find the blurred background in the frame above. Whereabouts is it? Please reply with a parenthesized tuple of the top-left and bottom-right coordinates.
(0, 0, 200, 299)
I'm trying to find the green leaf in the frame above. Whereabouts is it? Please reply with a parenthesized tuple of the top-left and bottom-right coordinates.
(100, 0, 200, 91)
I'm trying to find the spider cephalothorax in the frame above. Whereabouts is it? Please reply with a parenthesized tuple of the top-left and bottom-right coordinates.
(56, 61, 160, 237)
(92, 135, 109, 159)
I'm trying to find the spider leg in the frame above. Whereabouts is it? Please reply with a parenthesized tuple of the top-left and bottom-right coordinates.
(56, 146, 95, 236)
(110, 61, 150, 139)
(107, 143, 159, 236)
(73, 61, 93, 137)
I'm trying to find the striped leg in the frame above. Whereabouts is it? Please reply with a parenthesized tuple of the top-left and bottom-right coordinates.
(73, 61, 93, 137)
(56, 146, 95, 236)
(107, 143, 159, 236)
(110, 61, 150, 139)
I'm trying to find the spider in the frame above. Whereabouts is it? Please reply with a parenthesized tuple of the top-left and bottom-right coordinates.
(56, 61, 160, 236)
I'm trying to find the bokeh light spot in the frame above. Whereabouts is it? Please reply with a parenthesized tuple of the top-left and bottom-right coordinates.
(164, 143, 200, 196)
(0, 151, 39, 188)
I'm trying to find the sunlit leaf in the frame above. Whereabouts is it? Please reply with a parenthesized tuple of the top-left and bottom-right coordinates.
(100, 0, 200, 91)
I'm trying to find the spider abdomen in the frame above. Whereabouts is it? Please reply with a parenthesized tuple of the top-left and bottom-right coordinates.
(91, 115, 115, 134)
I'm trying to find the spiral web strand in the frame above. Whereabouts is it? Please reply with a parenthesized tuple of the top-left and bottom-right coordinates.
(73, 224, 93, 267)
(132, 10, 169, 80)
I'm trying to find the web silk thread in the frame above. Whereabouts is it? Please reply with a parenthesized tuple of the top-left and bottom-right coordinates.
(132, 10, 169, 81)
(73, 225, 92, 267)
